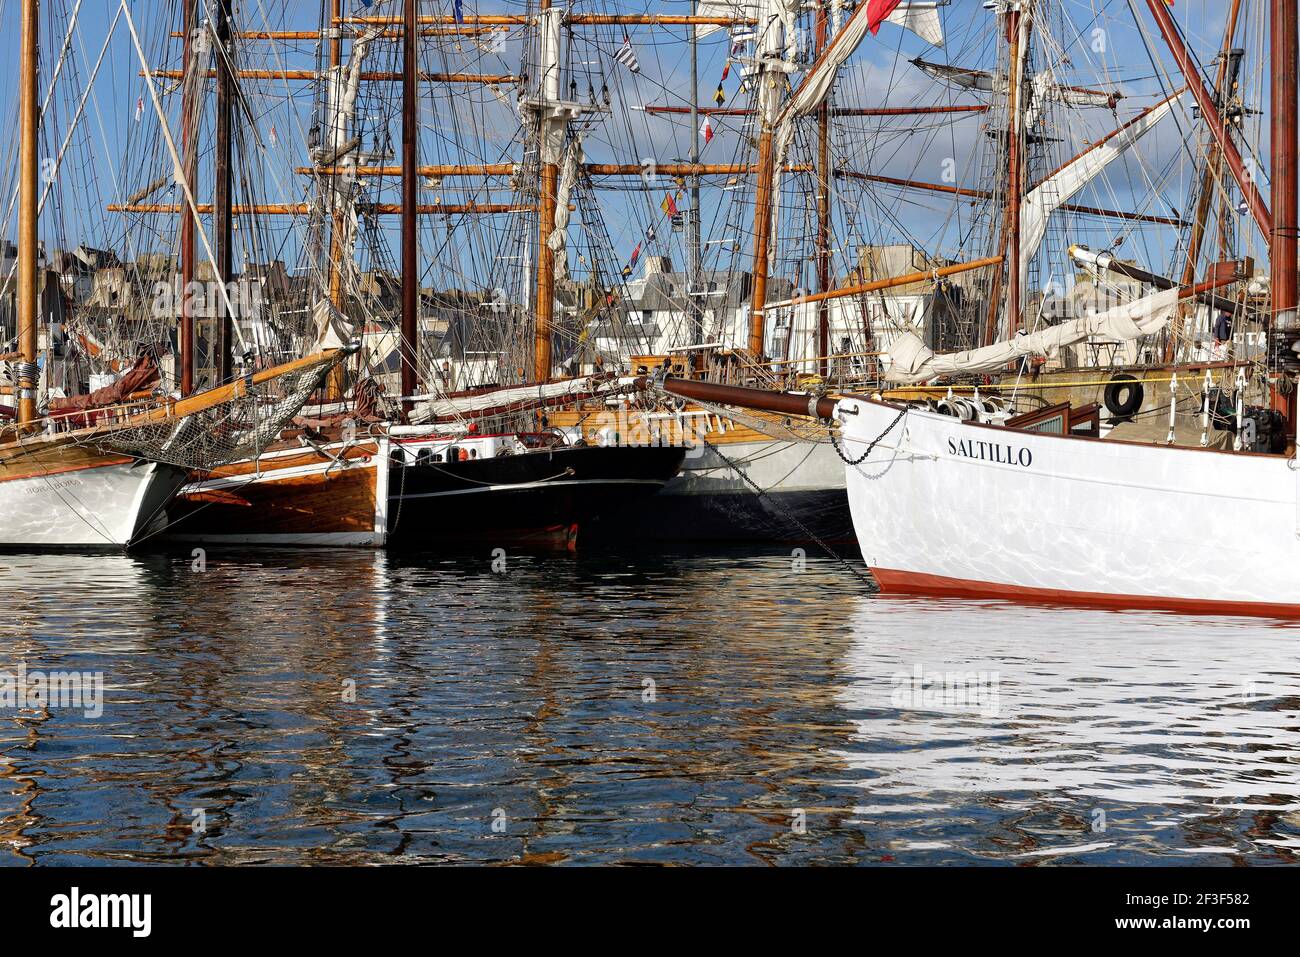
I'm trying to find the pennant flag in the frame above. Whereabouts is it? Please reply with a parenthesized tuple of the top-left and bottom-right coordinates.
(700, 116, 714, 145)
(614, 34, 640, 73)
(135, 96, 144, 122)
(661, 192, 678, 217)
(454, 0, 464, 24)
(868, 0, 904, 34)
(629, 242, 641, 269)
(713, 84, 726, 105)
(269, 124, 278, 146)
(720, 62, 731, 81)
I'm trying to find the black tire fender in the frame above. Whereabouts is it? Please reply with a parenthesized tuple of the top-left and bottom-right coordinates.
(1104, 374, 1144, 418)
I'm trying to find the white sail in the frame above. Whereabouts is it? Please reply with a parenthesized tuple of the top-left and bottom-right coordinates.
(885, 287, 1180, 383)
(884, 3, 945, 48)
(912, 57, 996, 92)
(548, 139, 583, 281)
(693, 1, 754, 40)
(1016, 92, 1180, 302)
(409, 375, 623, 423)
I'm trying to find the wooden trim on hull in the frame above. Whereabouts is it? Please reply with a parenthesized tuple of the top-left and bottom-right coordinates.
(166, 445, 384, 546)
(871, 567, 1300, 620)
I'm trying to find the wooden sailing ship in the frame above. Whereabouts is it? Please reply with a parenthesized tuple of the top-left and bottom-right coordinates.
(153, 0, 685, 550)
(0, 0, 345, 550)
(662, 0, 1300, 616)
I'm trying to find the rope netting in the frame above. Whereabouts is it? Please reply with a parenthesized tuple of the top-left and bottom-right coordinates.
(68, 350, 344, 472)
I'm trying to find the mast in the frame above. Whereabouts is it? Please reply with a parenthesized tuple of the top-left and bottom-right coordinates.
(1143, 0, 1271, 240)
(814, 0, 831, 377)
(1271, 0, 1299, 339)
(745, 0, 787, 359)
(1166, 0, 1243, 364)
(1004, 3, 1029, 337)
(981, 4, 1031, 346)
(16, 0, 38, 424)
(532, 0, 562, 383)
(325, 0, 348, 402)
(1272, 0, 1299, 428)
(179, 0, 198, 395)
(212, 0, 234, 385)
(400, 0, 419, 411)
(688, 2, 703, 349)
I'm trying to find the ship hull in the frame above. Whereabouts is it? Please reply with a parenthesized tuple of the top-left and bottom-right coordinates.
(164, 440, 387, 548)
(586, 437, 855, 546)
(387, 444, 685, 548)
(0, 445, 185, 549)
(840, 396, 1300, 617)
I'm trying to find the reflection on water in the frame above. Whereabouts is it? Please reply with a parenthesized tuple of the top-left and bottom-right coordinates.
(0, 548, 1297, 865)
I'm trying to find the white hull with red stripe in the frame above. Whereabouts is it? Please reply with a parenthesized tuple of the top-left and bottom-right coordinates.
(0, 457, 187, 549)
(838, 396, 1300, 617)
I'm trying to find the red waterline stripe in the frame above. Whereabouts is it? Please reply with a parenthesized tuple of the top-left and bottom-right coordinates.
(869, 567, 1300, 620)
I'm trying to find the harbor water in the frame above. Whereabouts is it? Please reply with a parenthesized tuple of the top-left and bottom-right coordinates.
(1, 547, 1298, 865)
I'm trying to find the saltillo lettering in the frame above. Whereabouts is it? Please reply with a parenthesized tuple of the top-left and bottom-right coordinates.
(947, 436, 1033, 468)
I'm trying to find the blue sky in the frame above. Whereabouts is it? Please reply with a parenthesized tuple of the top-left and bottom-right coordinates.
(0, 0, 1278, 295)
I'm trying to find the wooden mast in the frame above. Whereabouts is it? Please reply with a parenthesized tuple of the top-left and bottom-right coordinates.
(532, 0, 561, 384)
(179, 0, 198, 396)
(400, 0, 419, 411)
(814, 0, 832, 378)
(1143, 0, 1272, 240)
(324, 0, 348, 402)
(16, 0, 38, 424)
(212, 0, 234, 385)
(1272, 0, 1299, 431)
(745, 0, 786, 359)
(1165, 0, 1243, 364)
(981, 4, 1029, 347)
(1004, 4, 1029, 338)
(687, 0, 704, 351)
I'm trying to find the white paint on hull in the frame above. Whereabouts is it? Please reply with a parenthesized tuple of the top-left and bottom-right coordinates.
(664, 437, 845, 498)
(839, 396, 1300, 611)
(0, 458, 186, 549)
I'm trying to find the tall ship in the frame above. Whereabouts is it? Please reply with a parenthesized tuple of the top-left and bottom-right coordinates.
(659, 0, 1300, 617)
(0, 0, 345, 549)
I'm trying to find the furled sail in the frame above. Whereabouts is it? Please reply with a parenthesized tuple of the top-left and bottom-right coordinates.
(912, 57, 996, 92)
(548, 139, 583, 282)
(778, 4, 944, 150)
(1017, 91, 1181, 300)
(409, 374, 623, 424)
(693, 1, 750, 40)
(884, 287, 1181, 383)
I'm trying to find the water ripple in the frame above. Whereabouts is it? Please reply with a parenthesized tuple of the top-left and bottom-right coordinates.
(0, 550, 1296, 864)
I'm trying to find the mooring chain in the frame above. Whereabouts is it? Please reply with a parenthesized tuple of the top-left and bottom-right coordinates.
(829, 406, 907, 466)
(701, 435, 874, 585)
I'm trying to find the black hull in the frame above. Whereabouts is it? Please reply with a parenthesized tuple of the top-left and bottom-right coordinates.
(386, 444, 685, 548)
(585, 487, 857, 550)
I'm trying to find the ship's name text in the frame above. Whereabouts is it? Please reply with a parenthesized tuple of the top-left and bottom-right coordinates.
(947, 437, 1033, 468)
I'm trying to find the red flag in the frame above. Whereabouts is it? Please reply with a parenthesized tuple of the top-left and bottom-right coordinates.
(868, 0, 904, 34)
(700, 117, 714, 145)
(661, 192, 678, 216)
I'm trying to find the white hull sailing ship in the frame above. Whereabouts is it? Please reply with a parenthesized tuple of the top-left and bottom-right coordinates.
(0, 0, 347, 550)
(839, 394, 1300, 616)
(836, 0, 1300, 616)
(0, 451, 184, 549)
(660, 0, 1300, 616)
